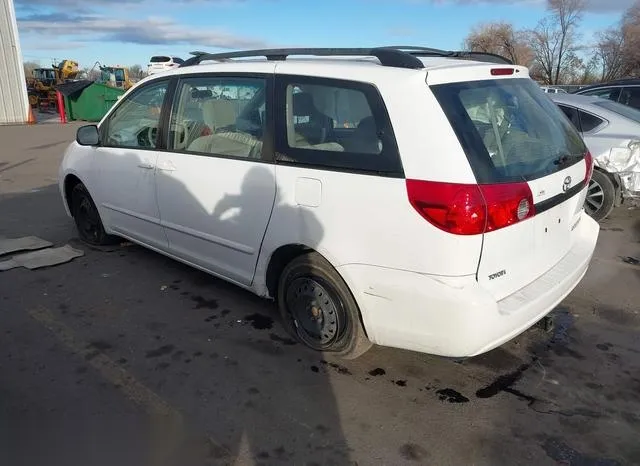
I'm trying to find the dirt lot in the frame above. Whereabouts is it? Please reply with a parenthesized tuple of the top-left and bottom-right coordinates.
(1, 123, 639, 466)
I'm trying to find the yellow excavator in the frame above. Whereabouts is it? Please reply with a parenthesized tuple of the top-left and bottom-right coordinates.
(89, 62, 134, 90)
(26, 59, 79, 109)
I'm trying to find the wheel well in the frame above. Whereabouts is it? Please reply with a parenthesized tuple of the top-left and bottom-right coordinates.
(265, 244, 311, 299)
(64, 174, 82, 215)
(593, 167, 623, 206)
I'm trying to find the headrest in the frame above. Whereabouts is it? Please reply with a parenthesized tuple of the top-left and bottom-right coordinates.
(292, 92, 317, 115)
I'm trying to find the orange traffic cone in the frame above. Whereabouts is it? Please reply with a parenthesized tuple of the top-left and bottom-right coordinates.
(27, 106, 37, 125)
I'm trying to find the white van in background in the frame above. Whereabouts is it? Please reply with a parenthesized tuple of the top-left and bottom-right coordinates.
(147, 56, 185, 75)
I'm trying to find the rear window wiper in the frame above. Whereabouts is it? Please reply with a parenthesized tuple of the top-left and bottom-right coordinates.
(552, 152, 584, 167)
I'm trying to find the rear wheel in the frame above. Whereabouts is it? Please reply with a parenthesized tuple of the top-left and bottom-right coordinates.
(584, 170, 615, 221)
(71, 183, 118, 246)
(277, 252, 372, 359)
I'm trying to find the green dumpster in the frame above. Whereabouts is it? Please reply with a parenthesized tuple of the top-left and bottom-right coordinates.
(57, 81, 125, 122)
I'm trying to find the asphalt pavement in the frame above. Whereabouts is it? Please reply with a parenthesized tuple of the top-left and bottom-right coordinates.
(1, 123, 639, 466)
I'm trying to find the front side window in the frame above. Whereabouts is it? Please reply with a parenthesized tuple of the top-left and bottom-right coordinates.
(619, 87, 640, 110)
(432, 78, 586, 183)
(275, 76, 402, 175)
(103, 80, 168, 149)
(169, 76, 266, 159)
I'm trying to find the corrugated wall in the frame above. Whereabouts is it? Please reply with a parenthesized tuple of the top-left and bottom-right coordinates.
(0, 0, 29, 125)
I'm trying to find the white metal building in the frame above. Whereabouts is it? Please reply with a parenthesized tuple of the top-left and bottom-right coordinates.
(0, 0, 29, 124)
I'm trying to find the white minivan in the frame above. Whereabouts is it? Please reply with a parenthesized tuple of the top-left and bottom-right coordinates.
(59, 47, 599, 359)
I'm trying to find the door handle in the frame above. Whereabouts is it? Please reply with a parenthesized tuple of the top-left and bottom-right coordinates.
(137, 160, 155, 169)
(157, 160, 176, 172)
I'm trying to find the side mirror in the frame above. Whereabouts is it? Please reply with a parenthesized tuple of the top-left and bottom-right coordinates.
(76, 125, 100, 146)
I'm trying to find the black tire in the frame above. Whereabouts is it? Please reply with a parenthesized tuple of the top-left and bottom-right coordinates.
(277, 252, 372, 359)
(71, 183, 118, 246)
(584, 170, 616, 222)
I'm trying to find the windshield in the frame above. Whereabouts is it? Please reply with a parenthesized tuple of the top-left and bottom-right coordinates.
(150, 56, 170, 63)
(593, 100, 640, 124)
(431, 78, 586, 183)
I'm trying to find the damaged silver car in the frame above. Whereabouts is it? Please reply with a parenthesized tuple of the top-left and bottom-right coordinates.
(551, 93, 640, 221)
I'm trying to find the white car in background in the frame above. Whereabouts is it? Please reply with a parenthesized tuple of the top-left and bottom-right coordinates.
(147, 56, 185, 75)
(551, 93, 640, 221)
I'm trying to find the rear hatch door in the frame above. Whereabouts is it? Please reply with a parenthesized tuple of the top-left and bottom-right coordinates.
(432, 76, 591, 300)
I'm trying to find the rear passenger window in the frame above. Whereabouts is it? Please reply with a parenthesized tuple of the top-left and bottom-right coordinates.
(578, 111, 604, 132)
(275, 76, 402, 176)
(169, 76, 267, 159)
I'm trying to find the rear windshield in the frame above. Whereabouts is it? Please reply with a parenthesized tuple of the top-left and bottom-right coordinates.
(432, 78, 587, 183)
(150, 56, 171, 63)
(593, 99, 640, 124)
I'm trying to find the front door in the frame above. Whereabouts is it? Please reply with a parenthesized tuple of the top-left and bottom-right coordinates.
(94, 79, 170, 250)
(155, 73, 277, 286)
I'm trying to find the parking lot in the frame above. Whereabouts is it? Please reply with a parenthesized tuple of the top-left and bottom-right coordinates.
(1, 123, 639, 466)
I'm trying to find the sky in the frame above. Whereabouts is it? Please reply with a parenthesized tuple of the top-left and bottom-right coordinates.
(13, 0, 634, 70)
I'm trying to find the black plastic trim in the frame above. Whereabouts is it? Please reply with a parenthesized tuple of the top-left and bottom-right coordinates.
(273, 74, 404, 177)
(180, 47, 426, 70)
(534, 180, 586, 214)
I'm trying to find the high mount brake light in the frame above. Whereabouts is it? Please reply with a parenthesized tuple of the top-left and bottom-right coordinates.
(406, 180, 535, 235)
(490, 68, 515, 76)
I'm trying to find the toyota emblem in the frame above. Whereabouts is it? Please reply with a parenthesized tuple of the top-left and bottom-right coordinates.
(562, 175, 572, 192)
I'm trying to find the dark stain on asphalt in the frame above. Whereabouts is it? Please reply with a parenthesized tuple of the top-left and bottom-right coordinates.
(596, 306, 638, 326)
(180, 291, 189, 296)
(541, 436, 621, 466)
(145, 344, 175, 358)
(191, 296, 219, 310)
(269, 333, 297, 345)
(476, 363, 537, 405)
(368, 368, 386, 376)
(221, 309, 231, 316)
(75, 366, 88, 374)
(58, 303, 69, 311)
(436, 388, 469, 403)
(399, 443, 429, 461)
(87, 340, 112, 351)
(315, 424, 330, 435)
(321, 360, 352, 375)
(311, 365, 320, 373)
(622, 256, 639, 266)
(247, 387, 260, 394)
(193, 351, 203, 357)
(245, 313, 273, 330)
(117, 358, 128, 364)
(155, 362, 170, 370)
(171, 350, 185, 361)
(597, 342, 613, 351)
(394, 380, 407, 387)
(204, 315, 218, 322)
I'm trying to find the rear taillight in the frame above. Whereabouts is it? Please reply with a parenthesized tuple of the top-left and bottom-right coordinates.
(406, 180, 535, 235)
(584, 151, 594, 182)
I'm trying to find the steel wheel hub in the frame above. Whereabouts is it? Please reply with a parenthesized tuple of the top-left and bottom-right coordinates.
(286, 277, 341, 348)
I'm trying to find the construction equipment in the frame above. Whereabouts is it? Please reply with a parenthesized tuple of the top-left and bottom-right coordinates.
(26, 59, 79, 110)
(97, 64, 134, 90)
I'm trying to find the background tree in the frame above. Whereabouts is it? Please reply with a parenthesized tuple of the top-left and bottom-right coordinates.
(463, 22, 533, 66)
(128, 64, 147, 80)
(528, 0, 586, 84)
(23, 61, 40, 78)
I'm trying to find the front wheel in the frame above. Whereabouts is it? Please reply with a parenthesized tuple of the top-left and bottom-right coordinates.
(584, 170, 615, 222)
(277, 252, 372, 359)
(71, 183, 118, 246)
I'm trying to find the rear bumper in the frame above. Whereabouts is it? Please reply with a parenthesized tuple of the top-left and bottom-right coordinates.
(338, 213, 599, 358)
